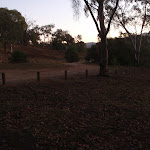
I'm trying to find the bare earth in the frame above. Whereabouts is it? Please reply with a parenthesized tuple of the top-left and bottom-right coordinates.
(0, 63, 99, 85)
(1, 62, 150, 149)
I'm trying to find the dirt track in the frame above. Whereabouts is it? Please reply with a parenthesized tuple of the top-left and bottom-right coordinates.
(0, 63, 99, 85)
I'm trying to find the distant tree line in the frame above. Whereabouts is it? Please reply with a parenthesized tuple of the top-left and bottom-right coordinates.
(0, 7, 86, 53)
(1, 7, 150, 65)
(86, 35, 150, 67)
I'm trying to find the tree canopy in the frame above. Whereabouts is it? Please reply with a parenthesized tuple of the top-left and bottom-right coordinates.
(0, 7, 27, 51)
(114, 0, 150, 64)
(52, 29, 74, 50)
(40, 24, 55, 43)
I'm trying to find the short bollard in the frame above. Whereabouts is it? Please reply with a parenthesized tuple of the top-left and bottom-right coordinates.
(86, 70, 88, 78)
(65, 71, 67, 80)
(2, 73, 6, 85)
(37, 72, 40, 81)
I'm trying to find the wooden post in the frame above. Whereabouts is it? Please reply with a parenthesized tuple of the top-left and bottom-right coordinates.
(37, 72, 40, 82)
(2, 73, 6, 85)
(86, 70, 88, 78)
(65, 71, 67, 80)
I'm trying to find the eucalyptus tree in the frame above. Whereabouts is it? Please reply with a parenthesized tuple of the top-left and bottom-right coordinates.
(28, 25, 41, 45)
(75, 35, 82, 43)
(52, 29, 74, 50)
(0, 8, 27, 51)
(114, 0, 150, 64)
(72, 0, 119, 75)
(40, 24, 55, 43)
(75, 35, 86, 52)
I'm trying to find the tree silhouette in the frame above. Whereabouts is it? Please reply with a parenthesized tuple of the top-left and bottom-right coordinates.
(114, 0, 150, 65)
(40, 24, 55, 44)
(52, 29, 74, 50)
(72, 0, 119, 76)
(0, 8, 27, 51)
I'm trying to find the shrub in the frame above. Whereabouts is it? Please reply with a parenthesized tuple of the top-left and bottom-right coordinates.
(65, 46, 79, 63)
(10, 51, 27, 63)
(108, 38, 135, 66)
(140, 47, 150, 67)
(85, 45, 99, 63)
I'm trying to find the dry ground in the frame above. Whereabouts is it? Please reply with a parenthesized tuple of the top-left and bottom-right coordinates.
(0, 63, 99, 85)
(0, 68, 150, 149)
(1, 46, 150, 149)
(0, 45, 88, 85)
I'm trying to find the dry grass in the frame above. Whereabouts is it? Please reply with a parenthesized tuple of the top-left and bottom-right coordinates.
(0, 71, 150, 149)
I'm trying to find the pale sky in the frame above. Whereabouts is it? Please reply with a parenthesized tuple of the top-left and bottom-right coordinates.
(0, 0, 119, 42)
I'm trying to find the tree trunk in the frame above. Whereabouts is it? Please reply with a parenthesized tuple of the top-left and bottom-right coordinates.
(83, 0, 108, 76)
(100, 35, 108, 76)
(137, 53, 140, 65)
(135, 52, 140, 65)
(99, 1, 108, 76)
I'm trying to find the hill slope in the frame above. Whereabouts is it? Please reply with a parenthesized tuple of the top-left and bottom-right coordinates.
(14, 45, 66, 64)
(0, 45, 86, 64)
(0, 46, 66, 64)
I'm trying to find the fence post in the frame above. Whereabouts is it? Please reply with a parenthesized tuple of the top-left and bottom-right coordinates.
(86, 70, 88, 78)
(65, 71, 67, 80)
(37, 72, 40, 82)
(2, 73, 6, 85)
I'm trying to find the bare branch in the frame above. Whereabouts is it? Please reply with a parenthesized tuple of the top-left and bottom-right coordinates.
(106, 0, 119, 35)
(89, 2, 98, 11)
(83, 0, 101, 35)
(116, 14, 136, 52)
(138, 1, 147, 52)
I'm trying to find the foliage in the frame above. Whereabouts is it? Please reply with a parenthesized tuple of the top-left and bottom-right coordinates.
(52, 29, 74, 50)
(75, 34, 82, 43)
(40, 24, 55, 43)
(85, 38, 141, 66)
(23, 23, 41, 46)
(140, 47, 150, 67)
(76, 41, 86, 52)
(75, 35, 86, 52)
(10, 51, 27, 63)
(28, 26, 41, 46)
(114, 0, 150, 64)
(65, 46, 80, 62)
(51, 39, 66, 50)
(108, 38, 135, 66)
(0, 8, 27, 50)
(72, 0, 119, 75)
(85, 45, 99, 63)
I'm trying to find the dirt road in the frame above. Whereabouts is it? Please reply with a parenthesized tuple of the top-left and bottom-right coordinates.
(0, 63, 99, 85)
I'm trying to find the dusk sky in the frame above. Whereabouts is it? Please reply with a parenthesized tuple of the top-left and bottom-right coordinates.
(0, 0, 119, 42)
